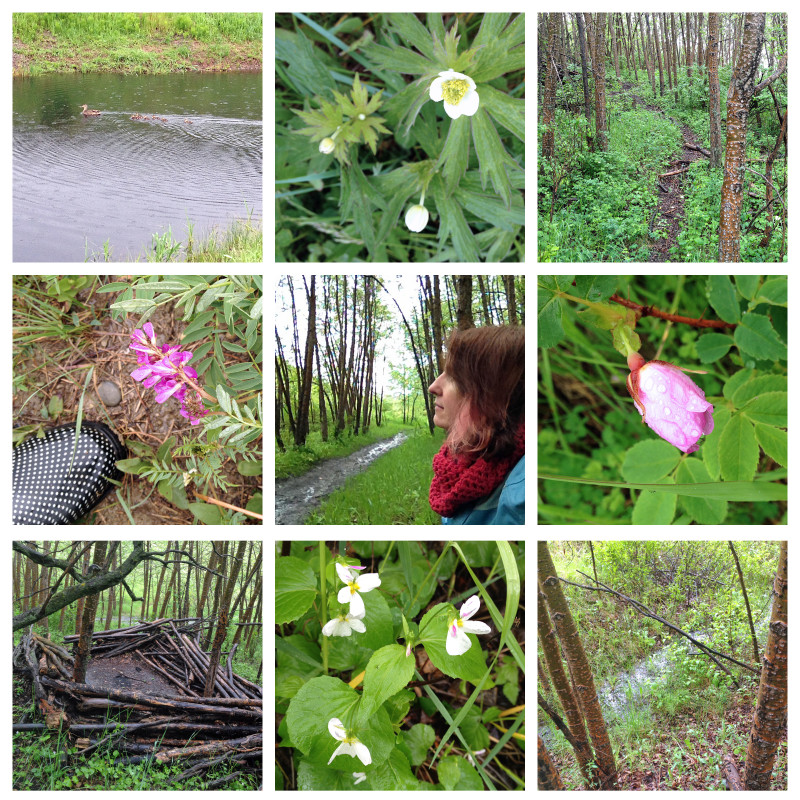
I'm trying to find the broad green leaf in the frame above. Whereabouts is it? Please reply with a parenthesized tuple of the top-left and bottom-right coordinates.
(574, 275, 618, 303)
(676, 459, 728, 524)
(276, 556, 317, 624)
(731, 375, 787, 408)
(362, 644, 415, 717)
(632, 481, 678, 525)
(403, 723, 435, 766)
(438, 755, 483, 790)
(754, 423, 787, 467)
(471, 108, 512, 208)
(296, 757, 355, 790)
(109, 298, 156, 313)
(460, 705, 492, 750)
(734, 275, 761, 300)
(621, 439, 682, 483)
(441, 115, 470, 193)
(479, 84, 524, 142)
(753, 277, 787, 306)
(188, 502, 223, 525)
(734, 313, 787, 361)
(369, 748, 418, 790)
(695, 332, 734, 363)
(418, 603, 488, 682)
(741, 391, 787, 428)
(237, 459, 262, 476)
(718, 414, 759, 482)
(723, 368, 754, 400)
(703, 408, 731, 480)
(537, 276, 573, 348)
(706, 275, 741, 323)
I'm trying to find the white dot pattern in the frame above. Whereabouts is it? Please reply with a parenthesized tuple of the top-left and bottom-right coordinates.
(13, 423, 125, 525)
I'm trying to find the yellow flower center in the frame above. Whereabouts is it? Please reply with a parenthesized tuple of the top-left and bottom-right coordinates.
(349, 581, 360, 594)
(442, 79, 470, 106)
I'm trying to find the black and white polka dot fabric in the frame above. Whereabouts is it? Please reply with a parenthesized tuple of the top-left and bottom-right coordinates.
(13, 422, 125, 525)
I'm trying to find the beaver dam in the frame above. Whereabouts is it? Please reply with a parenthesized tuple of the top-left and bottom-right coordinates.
(13, 618, 262, 788)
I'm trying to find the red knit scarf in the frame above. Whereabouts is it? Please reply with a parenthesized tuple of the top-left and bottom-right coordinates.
(429, 425, 525, 517)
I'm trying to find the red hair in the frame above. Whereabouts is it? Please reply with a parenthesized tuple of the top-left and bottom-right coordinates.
(442, 325, 525, 459)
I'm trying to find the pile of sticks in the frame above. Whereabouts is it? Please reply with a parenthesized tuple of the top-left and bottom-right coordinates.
(13, 618, 262, 786)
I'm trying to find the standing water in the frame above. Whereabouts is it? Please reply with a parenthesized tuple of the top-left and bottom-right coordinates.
(13, 71, 262, 261)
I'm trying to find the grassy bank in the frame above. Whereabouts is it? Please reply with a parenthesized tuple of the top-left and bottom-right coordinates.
(276, 419, 428, 479)
(306, 428, 444, 524)
(13, 12, 262, 76)
(86, 215, 262, 262)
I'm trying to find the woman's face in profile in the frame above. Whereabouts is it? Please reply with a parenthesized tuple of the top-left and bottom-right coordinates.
(428, 372, 462, 430)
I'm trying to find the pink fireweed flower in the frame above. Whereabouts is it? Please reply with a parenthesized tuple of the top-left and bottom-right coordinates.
(446, 595, 491, 656)
(627, 355, 714, 454)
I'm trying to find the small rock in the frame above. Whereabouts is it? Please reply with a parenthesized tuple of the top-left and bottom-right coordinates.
(97, 381, 122, 407)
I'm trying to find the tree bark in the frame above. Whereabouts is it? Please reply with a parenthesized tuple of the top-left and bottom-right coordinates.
(593, 12, 609, 151)
(719, 13, 765, 262)
(708, 13, 723, 168)
(73, 541, 108, 684)
(743, 540, 787, 790)
(538, 542, 618, 789)
(293, 275, 316, 445)
(538, 734, 565, 790)
(541, 13, 558, 161)
(576, 13, 593, 138)
(454, 276, 474, 330)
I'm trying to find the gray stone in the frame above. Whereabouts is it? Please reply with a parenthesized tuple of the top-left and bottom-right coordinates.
(97, 381, 122, 407)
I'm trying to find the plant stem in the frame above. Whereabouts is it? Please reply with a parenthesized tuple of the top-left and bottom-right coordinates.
(319, 542, 328, 675)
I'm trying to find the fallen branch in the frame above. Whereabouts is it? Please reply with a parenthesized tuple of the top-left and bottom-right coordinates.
(194, 492, 263, 521)
(659, 167, 690, 178)
(684, 142, 711, 156)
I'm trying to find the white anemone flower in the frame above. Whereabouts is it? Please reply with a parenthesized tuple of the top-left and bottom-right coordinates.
(319, 137, 335, 154)
(322, 609, 366, 637)
(327, 718, 372, 766)
(429, 69, 480, 119)
(446, 595, 492, 656)
(336, 562, 381, 617)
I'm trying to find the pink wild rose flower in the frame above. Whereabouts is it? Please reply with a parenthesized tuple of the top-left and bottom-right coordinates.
(626, 355, 714, 454)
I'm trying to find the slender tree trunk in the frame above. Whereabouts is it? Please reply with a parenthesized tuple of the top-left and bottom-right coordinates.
(538, 542, 618, 789)
(538, 735, 565, 790)
(719, 13, 765, 262)
(743, 540, 787, 790)
(728, 541, 760, 665)
(455, 276, 474, 330)
(294, 276, 316, 445)
(593, 12, 609, 151)
(759, 108, 787, 249)
(653, 14, 665, 96)
(708, 13, 723, 168)
(541, 13, 557, 162)
(577, 12, 593, 148)
(504, 275, 518, 325)
(73, 541, 108, 684)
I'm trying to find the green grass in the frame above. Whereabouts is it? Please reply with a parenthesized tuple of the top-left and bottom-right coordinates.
(306, 428, 444, 524)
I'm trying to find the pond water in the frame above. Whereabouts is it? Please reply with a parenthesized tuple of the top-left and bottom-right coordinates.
(275, 433, 409, 525)
(13, 71, 262, 261)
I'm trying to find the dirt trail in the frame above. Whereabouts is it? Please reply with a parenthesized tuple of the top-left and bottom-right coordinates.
(628, 90, 707, 261)
(275, 433, 409, 525)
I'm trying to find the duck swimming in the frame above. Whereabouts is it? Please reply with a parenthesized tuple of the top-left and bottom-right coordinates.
(131, 113, 143, 120)
(79, 104, 101, 116)
(183, 119, 193, 124)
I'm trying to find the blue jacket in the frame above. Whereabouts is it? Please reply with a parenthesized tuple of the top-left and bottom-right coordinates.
(442, 455, 525, 525)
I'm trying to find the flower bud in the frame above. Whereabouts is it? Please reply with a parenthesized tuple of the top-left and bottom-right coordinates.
(626, 359, 714, 453)
(319, 137, 335, 154)
(405, 204, 429, 232)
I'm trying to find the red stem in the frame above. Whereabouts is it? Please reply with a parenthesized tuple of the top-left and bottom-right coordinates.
(610, 294, 737, 329)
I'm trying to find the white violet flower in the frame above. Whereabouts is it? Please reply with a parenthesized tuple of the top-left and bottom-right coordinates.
(352, 772, 367, 785)
(327, 717, 372, 766)
(336, 562, 381, 617)
(446, 594, 492, 656)
(322, 609, 366, 637)
(429, 69, 480, 119)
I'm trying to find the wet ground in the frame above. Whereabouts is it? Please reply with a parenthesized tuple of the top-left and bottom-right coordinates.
(275, 432, 408, 525)
(85, 651, 179, 696)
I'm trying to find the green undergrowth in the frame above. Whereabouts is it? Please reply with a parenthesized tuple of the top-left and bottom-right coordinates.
(276, 419, 417, 479)
(306, 428, 444, 524)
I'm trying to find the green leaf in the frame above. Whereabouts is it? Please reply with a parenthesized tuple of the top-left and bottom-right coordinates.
(470, 108, 512, 208)
(276, 28, 337, 98)
(723, 368, 754, 400)
(740, 391, 787, 427)
(753, 277, 787, 306)
(703, 408, 730, 480)
(364, 41, 436, 75)
(472, 13, 512, 48)
(438, 755, 483, 790)
(276, 556, 317, 624)
(676, 459, 728, 524)
(403, 723, 436, 766)
(418, 603, 488, 682)
(718, 414, 759, 482)
(370, 748, 418, 790)
(574, 275, 618, 303)
(188, 502, 223, 525)
(537, 276, 574, 348)
(431, 176, 479, 261)
(216, 385, 232, 414)
(734, 313, 787, 361)
(695, 332, 734, 363)
(440, 115, 470, 193)
(731, 375, 787, 408)
(456, 187, 523, 232)
(388, 13, 435, 59)
(479, 84, 524, 142)
(237, 459, 262, 476)
(362, 644, 416, 717)
(621, 439, 682, 483)
(632, 480, 678, 524)
(115, 457, 144, 475)
(754, 423, 787, 467)
(734, 275, 761, 300)
(706, 275, 741, 323)
(351, 589, 395, 651)
(109, 298, 156, 313)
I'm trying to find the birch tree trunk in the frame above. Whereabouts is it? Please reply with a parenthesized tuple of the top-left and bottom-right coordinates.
(743, 540, 787, 790)
(538, 542, 618, 789)
(708, 13, 723, 168)
(719, 13, 765, 262)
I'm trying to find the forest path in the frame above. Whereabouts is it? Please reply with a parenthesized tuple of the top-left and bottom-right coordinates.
(625, 86, 708, 262)
(275, 432, 408, 525)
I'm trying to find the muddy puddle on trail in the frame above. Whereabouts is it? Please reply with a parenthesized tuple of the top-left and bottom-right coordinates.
(275, 433, 408, 525)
